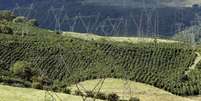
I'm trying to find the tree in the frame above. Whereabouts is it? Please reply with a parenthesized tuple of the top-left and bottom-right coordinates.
(180, 73, 189, 82)
(12, 16, 27, 23)
(0, 25, 13, 34)
(107, 93, 119, 101)
(29, 19, 38, 26)
(32, 75, 52, 90)
(0, 10, 16, 21)
(192, 4, 200, 11)
(85, 90, 94, 97)
(10, 61, 33, 81)
(95, 92, 107, 100)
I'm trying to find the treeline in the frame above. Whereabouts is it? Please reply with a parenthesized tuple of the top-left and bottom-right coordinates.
(0, 10, 38, 36)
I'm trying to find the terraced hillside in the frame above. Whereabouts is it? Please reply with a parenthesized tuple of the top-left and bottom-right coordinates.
(0, 31, 199, 95)
(1, 12, 201, 97)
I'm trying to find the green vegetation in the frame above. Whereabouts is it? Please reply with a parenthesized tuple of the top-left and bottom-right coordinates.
(1, 11, 201, 97)
(0, 34, 198, 95)
(107, 93, 119, 101)
(12, 16, 27, 23)
(11, 61, 30, 75)
(0, 24, 13, 34)
(129, 97, 140, 101)
(28, 19, 38, 26)
(74, 90, 84, 96)
(74, 90, 120, 101)
(85, 90, 95, 98)
(95, 92, 107, 100)
(0, 10, 16, 21)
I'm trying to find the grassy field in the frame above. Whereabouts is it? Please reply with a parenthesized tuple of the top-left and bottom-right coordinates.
(70, 78, 195, 101)
(188, 96, 201, 101)
(0, 85, 102, 101)
(0, 79, 197, 101)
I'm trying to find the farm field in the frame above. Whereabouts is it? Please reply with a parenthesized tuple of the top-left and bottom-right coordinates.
(1, 10, 201, 101)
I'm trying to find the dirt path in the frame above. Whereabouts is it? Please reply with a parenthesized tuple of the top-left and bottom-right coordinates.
(190, 52, 201, 70)
(185, 52, 201, 74)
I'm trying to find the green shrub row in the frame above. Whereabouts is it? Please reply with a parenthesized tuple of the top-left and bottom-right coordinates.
(74, 90, 140, 101)
(0, 26, 200, 96)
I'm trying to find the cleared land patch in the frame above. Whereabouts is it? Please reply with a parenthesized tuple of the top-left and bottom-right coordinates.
(70, 78, 195, 101)
(62, 32, 178, 44)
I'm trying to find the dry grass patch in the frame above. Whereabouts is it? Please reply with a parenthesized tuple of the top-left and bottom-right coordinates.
(70, 78, 195, 101)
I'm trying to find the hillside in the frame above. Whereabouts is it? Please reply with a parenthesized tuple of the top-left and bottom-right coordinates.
(1, 12, 201, 98)
(0, 33, 198, 95)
